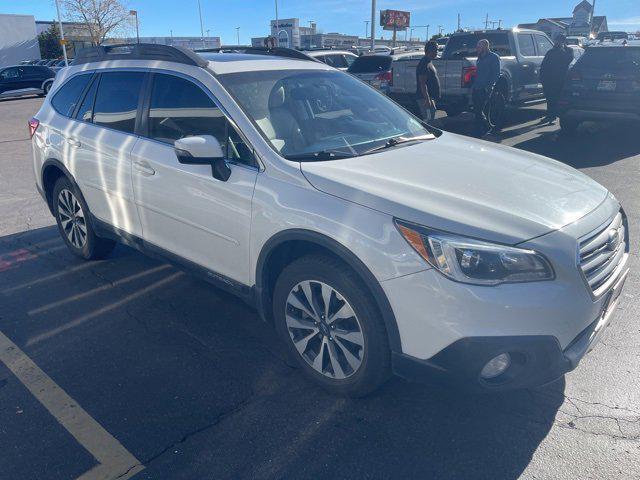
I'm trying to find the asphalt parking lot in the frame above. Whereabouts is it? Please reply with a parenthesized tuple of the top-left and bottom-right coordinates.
(0, 95, 639, 480)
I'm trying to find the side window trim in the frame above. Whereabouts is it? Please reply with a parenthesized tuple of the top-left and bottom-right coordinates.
(71, 72, 99, 120)
(139, 70, 260, 169)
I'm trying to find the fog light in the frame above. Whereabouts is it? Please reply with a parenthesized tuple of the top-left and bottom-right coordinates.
(480, 353, 511, 379)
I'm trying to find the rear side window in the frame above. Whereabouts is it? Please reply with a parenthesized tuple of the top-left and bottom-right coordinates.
(444, 33, 512, 57)
(147, 74, 225, 144)
(347, 55, 392, 73)
(92, 71, 145, 134)
(534, 35, 553, 56)
(51, 74, 92, 117)
(75, 76, 99, 122)
(517, 34, 536, 57)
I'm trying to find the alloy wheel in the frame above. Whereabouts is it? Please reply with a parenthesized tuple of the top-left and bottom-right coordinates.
(57, 189, 87, 249)
(285, 280, 365, 379)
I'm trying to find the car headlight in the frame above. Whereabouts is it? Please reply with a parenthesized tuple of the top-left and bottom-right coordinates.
(395, 219, 554, 285)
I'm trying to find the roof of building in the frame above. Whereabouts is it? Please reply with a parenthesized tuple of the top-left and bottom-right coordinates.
(573, 0, 593, 13)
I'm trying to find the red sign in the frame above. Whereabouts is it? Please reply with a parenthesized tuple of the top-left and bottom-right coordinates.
(380, 10, 410, 31)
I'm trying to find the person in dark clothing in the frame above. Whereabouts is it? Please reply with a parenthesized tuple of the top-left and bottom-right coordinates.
(415, 41, 440, 122)
(472, 39, 501, 136)
(540, 34, 574, 124)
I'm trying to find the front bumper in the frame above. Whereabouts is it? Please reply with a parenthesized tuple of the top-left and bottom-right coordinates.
(390, 267, 629, 391)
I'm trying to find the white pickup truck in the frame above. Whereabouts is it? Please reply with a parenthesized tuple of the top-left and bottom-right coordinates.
(389, 29, 555, 127)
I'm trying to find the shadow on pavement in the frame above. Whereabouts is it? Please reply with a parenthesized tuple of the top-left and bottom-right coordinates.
(0, 226, 565, 480)
(512, 122, 640, 168)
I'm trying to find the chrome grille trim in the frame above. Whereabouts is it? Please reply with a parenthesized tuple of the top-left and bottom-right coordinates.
(578, 211, 628, 297)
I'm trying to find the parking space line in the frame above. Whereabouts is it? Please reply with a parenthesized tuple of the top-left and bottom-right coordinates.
(0, 330, 143, 480)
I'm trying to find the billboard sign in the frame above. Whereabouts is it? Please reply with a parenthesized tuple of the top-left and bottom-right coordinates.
(380, 10, 410, 31)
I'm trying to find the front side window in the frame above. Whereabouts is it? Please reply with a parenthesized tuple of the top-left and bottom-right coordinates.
(219, 69, 430, 160)
(517, 34, 536, 57)
(51, 73, 92, 117)
(92, 71, 145, 134)
(535, 35, 553, 56)
(147, 74, 255, 166)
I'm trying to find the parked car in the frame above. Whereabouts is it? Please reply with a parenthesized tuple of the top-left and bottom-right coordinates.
(347, 51, 424, 94)
(390, 29, 555, 128)
(596, 31, 629, 42)
(31, 44, 629, 396)
(302, 49, 358, 70)
(36, 59, 51, 66)
(0, 65, 56, 99)
(566, 36, 587, 47)
(568, 45, 585, 64)
(559, 41, 640, 134)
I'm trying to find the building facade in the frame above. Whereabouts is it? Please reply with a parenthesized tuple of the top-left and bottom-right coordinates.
(0, 14, 40, 66)
(107, 36, 221, 50)
(36, 20, 94, 57)
(518, 0, 608, 39)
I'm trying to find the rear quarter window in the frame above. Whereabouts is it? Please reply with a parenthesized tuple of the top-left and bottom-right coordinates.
(51, 74, 93, 117)
(347, 55, 392, 73)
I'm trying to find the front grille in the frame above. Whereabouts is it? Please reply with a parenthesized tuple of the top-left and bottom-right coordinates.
(578, 211, 627, 296)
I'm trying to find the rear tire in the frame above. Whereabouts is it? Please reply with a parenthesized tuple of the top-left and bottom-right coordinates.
(42, 81, 52, 96)
(273, 254, 391, 397)
(52, 176, 116, 260)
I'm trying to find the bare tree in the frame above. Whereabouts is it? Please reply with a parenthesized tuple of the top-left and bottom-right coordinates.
(63, 0, 132, 45)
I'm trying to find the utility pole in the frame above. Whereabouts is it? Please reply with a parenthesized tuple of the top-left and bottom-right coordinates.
(457, 13, 461, 32)
(197, 0, 205, 48)
(438, 25, 443, 36)
(365, 20, 369, 39)
(236, 27, 240, 45)
(129, 10, 139, 43)
(170, 29, 173, 46)
(426, 24, 429, 40)
(485, 13, 489, 30)
(370, 0, 376, 50)
(53, 0, 68, 66)
(274, 0, 279, 46)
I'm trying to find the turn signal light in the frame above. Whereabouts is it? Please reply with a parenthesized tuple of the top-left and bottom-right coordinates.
(28, 118, 40, 138)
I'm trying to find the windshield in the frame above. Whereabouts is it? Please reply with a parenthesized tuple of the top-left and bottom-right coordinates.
(218, 69, 430, 160)
(577, 47, 640, 71)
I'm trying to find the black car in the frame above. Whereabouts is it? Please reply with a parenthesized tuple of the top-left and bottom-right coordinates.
(559, 42, 640, 133)
(0, 65, 56, 99)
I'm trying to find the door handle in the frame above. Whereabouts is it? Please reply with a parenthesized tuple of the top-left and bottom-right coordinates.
(133, 160, 156, 176)
(67, 138, 81, 148)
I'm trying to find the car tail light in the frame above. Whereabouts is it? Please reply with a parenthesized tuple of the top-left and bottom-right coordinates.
(375, 70, 392, 84)
(462, 66, 477, 88)
(28, 118, 40, 138)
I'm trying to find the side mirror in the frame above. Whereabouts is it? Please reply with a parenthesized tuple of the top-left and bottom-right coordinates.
(174, 135, 231, 182)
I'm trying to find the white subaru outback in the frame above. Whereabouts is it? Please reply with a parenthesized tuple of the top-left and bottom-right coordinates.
(30, 44, 629, 396)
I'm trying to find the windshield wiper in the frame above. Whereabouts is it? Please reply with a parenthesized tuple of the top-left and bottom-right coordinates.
(285, 150, 356, 161)
(360, 134, 433, 156)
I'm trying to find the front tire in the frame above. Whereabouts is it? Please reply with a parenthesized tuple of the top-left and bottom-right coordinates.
(273, 254, 391, 397)
(52, 176, 116, 260)
(487, 90, 507, 131)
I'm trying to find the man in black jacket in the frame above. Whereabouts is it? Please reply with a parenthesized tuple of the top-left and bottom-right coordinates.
(415, 41, 440, 122)
(540, 34, 574, 124)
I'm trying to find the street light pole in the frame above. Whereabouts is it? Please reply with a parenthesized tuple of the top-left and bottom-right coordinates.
(370, 0, 376, 50)
(129, 10, 139, 44)
(365, 20, 369, 39)
(236, 27, 240, 45)
(53, 0, 68, 66)
(197, 0, 205, 48)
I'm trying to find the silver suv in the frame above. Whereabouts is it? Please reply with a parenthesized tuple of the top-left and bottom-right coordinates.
(30, 44, 629, 396)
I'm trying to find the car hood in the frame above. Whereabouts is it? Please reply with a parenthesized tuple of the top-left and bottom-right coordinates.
(300, 132, 608, 244)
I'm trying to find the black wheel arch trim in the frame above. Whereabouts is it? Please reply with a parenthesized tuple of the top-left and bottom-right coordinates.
(255, 229, 402, 353)
(41, 159, 81, 214)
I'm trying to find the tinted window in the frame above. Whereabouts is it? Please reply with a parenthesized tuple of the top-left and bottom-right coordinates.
(344, 54, 356, 67)
(93, 72, 145, 134)
(347, 55, 392, 73)
(324, 54, 348, 69)
(444, 33, 512, 57)
(535, 35, 553, 56)
(147, 74, 225, 144)
(577, 47, 640, 71)
(517, 34, 536, 56)
(75, 76, 98, 122)
(51, 74, 92, 117)
(1, 67, 21, 80)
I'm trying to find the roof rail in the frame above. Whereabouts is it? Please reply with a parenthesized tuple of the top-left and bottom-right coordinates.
(195, 46, 318, 62)
(73, 43, 209, 67)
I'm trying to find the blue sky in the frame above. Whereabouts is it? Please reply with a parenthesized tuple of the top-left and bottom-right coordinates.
(1, 0, 638, 44)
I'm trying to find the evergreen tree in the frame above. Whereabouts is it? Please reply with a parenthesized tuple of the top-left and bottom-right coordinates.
(38, 23, 64, 59)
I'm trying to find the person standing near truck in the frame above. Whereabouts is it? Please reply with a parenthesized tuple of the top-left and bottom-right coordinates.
(415, 41, 440, 122)
(540, 34, 574, 124)
(472, 39, 501, 136)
